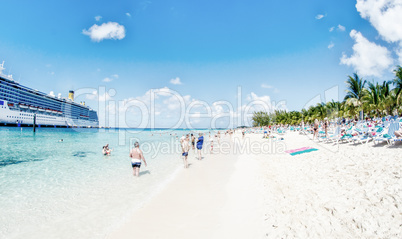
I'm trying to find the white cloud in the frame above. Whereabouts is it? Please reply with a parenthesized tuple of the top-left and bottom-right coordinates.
(82, 22, 126, 42)
(154, 87, 173, 97)
(92, 86, 289, 127)
(126, 13, 131, 17)
(356, 0, 402, 43)
(329, 26, 335, 32)
(261, 83, 273, 89)
(261, 83, 279, 93)
(102, 74, 119, 82)
(337, 24, 346, 31)
(315, 14, 325, 20)
(398, 44, 402, 65)
(340, 30, 393, 77)
(86, 90, 111, 101)
(246, 92, 272, 105)
(170, 77, 182, 85)
(328, 42, 335, 49)
(95, 16, 102, 21)
(239, 92, 287, 126)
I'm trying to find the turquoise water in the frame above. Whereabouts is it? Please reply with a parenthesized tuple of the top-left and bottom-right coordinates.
(0, 127, 212, 238)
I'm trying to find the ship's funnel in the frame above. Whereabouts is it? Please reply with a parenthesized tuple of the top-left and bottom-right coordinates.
(68, 90, 74, 101)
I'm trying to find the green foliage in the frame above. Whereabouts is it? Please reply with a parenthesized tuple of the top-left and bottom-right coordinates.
(251, 70, 402, 126)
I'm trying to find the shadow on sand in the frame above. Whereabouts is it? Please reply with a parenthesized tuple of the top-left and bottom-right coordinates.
(139, 170, 151, 176)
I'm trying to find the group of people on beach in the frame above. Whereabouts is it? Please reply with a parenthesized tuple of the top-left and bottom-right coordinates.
(122, 130, 238, 177)
(179, 133, 210, 168)
(258, 114, 402, 145)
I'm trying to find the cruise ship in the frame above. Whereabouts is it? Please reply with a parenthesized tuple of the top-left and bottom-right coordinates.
(0, 61, 99, 128)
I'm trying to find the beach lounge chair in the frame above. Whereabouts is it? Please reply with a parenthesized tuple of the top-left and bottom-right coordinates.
(351, 127, 372, 144)
(325, 127, 341, 143)
(336, 126, 354, 143)
(373, 122, 396, 145)
(386, 122, 401, 145)
(277, 128, 286, 135)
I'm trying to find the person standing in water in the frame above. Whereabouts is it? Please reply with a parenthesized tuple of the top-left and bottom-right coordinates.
(181, 134, 190, 168)
(129, 142, 147, 177)
(196, 133, 204, 160)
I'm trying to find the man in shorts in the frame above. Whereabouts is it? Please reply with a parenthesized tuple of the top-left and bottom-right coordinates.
(129, 142, 147, 177)
(191, 134, 195, 150)
(181, 134, 190, 168)
(196, 133, 204, 160)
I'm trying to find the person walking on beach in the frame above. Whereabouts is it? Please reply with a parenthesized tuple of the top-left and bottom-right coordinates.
(324, 118, 329, 138)
(129, 142, 147, 177)
(196, 133, 204, 160)
(181, 135, 190, 168)
(210, 136, 214, 154)
(191, 134, 195, 150)
(313, 119, 319, 140)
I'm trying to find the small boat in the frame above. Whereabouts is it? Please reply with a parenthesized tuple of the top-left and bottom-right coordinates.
(19, 104, 28, 109)
(29, 106, 38, 110)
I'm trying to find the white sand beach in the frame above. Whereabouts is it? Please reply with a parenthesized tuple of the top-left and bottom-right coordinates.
(108, 132, 401, 238)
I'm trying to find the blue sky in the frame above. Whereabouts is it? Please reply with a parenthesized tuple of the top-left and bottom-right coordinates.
(1, 0, 401, 127)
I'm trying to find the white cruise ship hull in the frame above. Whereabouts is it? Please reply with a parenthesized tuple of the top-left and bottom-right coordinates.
(0, 100, 98, 128)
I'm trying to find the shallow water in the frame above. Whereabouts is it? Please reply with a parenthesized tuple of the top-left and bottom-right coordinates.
(0, 127, 212, 238)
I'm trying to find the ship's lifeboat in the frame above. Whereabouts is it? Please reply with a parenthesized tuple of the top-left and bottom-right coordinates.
(38, 108, 45, 112)
(29, 106, 38, 110)
(57, 111, 62, 115)
(19, 104, 28, 109)
(45, 109, 52, 113)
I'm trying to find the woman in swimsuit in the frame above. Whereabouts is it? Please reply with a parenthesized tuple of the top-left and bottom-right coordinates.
(313, 119, 319, 140)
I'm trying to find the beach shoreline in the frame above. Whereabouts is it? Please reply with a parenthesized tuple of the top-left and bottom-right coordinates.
(108, 134, 265, 239)
(108, 131, 401, 238)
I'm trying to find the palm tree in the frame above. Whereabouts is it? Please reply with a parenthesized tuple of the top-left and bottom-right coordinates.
(363, 81, 381, 116)
(344, 73, 366, 119)
(393, 65, 402, 108)
(326, 100, 340, 120)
